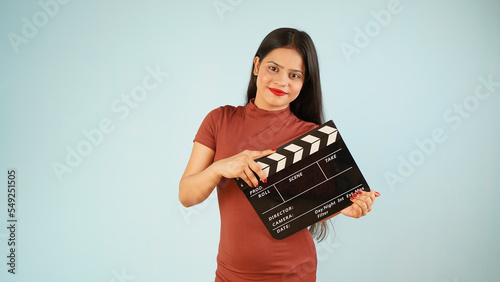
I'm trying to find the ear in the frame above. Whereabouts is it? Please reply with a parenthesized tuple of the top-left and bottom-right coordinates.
(253, 56, 260, 76)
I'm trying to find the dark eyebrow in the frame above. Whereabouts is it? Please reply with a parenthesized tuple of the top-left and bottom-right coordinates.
(266, 61, 303, 74)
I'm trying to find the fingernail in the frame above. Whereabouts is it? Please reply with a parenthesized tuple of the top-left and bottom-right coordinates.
(263, 179, 267, 183)
(350, 196, 354, 200)
(272, 149, 276, 151)
(357, 190, 363, 195)
(375, 191, 381, 196)
(353, 193, 358, 198)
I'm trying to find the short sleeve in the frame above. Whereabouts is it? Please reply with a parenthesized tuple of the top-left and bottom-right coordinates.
(193, 107, 222, 151)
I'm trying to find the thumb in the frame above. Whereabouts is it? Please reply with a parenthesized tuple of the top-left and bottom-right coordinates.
(374, 191, 381, 197)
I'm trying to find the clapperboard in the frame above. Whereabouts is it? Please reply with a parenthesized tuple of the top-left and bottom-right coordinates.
(235, 120, 370, 240)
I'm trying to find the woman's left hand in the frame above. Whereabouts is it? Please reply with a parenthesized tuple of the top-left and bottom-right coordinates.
(341, 190, 380, 218)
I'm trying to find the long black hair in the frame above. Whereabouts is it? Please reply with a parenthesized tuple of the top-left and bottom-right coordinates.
(246, 27, 324, 126)
(246, 28, 329, 241)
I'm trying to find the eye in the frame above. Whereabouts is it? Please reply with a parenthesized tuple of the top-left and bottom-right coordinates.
(290, 73, 301, 79)
(268, 66, 278, 72)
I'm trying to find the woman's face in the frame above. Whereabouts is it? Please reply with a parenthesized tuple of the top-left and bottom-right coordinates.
(253, 48, 305, 111)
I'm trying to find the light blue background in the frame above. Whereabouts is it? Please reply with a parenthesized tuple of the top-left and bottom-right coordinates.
(1, 0, 499, 281)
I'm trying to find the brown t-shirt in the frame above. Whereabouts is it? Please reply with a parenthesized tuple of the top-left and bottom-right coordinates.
(194, 99, 318, 282)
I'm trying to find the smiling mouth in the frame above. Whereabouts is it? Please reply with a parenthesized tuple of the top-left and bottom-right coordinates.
(268, 87, 287, 96)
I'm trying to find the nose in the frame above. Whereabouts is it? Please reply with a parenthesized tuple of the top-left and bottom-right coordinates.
(274, 74, 288, 87)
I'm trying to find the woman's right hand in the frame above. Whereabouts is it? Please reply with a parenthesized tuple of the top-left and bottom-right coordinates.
(212, 149, 275, 188)
(179, 143, 275, 207)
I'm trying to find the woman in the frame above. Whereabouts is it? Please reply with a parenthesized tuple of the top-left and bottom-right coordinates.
(179, 27, 379, 281)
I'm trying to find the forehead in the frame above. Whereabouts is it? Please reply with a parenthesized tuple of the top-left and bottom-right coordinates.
(262, 48, 304, 71)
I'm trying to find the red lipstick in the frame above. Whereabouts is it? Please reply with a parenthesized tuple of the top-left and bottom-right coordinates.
(268, 87, 287, 96)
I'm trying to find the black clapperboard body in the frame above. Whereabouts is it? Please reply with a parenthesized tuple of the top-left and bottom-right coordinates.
(235, 120, 370, 240)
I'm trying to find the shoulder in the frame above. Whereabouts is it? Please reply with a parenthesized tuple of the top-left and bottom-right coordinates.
(196, 104, 245, 138)
(288, 115, 320, 135)
(204, 104, 244, 121)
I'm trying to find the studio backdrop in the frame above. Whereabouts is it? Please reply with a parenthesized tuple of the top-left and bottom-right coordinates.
(1, 0, 499, 281)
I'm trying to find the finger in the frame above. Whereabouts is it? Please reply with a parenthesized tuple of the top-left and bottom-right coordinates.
(361, 198, 373, 213)
(348, 195, 361, 218)
(249, 149, 276, 160)
(359, 199, 370, 215)
(366, 190, 376, 201)
(358, 193, 374, 207)
(358, 190, 375, 202)
(351, 191, 372, 204)
(359, 195, 373, 212)
(238, 173, 254, 188)
(243, 149, 275, 182)
(374, 191, 381, 197)
(352, 199, 369, 216)
(235, 166, 253, 187)
(349, 202, 362, 218)
(247, 160, 268, 183)
(368, 191, 376, 201)
(244, 166, 260, 188)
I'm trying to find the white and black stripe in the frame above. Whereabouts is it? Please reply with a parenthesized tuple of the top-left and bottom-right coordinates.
(235, 120, 338, 189)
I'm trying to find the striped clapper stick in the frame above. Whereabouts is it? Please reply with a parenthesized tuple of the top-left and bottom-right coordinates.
(234, 120, 371, 239)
